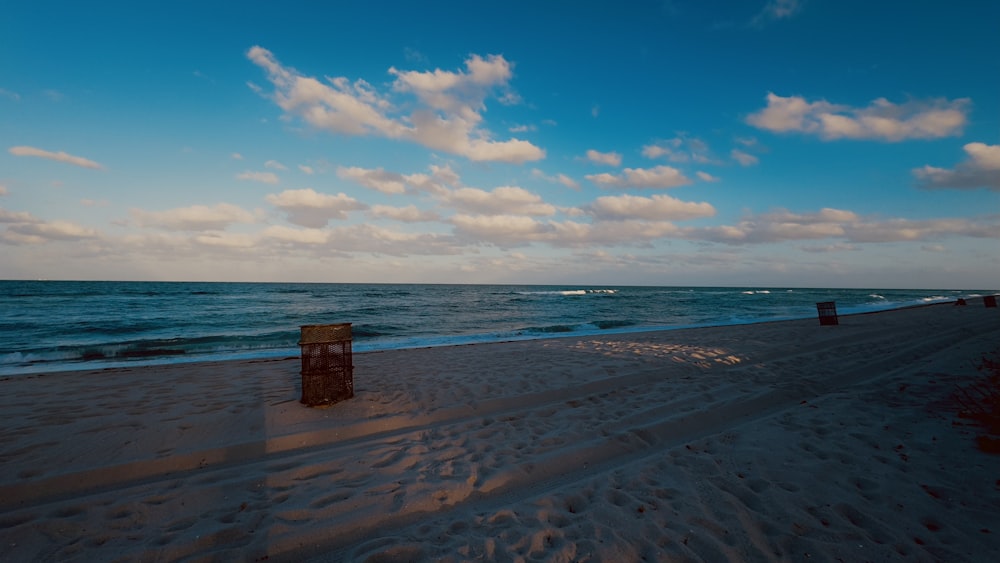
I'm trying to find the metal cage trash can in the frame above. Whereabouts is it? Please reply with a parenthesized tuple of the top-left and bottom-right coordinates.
(816, 301, 839, 326)
(298, 323, 353, 407)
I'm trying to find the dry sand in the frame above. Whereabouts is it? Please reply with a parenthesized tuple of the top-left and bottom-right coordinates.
(1, 300, 999, 562)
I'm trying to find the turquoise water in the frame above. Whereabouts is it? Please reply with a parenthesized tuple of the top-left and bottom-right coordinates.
(0, 281, 992, 376)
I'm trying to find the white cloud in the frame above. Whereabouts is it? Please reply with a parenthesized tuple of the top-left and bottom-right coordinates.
(266, 188, 368, 227)
(498, 90, 522, 106)
(131, 203, 257, 231)
(403, 47, 429, 65)
(317, 223, 459, 256)
(370, 204, 440, 222)
(390, 53, 513, 109)
(261, 224, 330, 245)
(532, 169, 580, 190)
(0, 207, 39, 223)
(683, 207, 1000, 245)
(587, 194, 716, 221)
(444, 186, 556, 216)
(965, 142, 1000, 169)
(800, 243, 861, 253)
(236, 171, 280, 184)
(0, 230, 37, 245)
(751, 0, 802, 27)
(844, 217, 1000, 243)
(428, 164, 461, 187)
(248, 46, 405, 135)
(452, 214, 552, 244)
(337, 166, 408, 194)
(389, 164, 461, 197)
(731, 148, 759, 166)
(586, 165, 692, 189)
(264, 160, 287, 170)
(765, 207, 858, 223)
(449, 213, 695, 249)
(5, 220, 99, 243)
(0, 88, 20, 101)
(0, 185, 7, 196)
(642, 145, 668, 159)
(642, 137, 713, 164)
(8, 146, 104, 169)
(747, 93, 969, 141)
(914, 142, 1000, 190)
(406, 110, 544, 163)
(556, 174, 579, 190)
(582, 220, 681, 247)
(298, 164, 315, 175)
(689, 208, 856, 243)
(696, 171, 720, 182)
(586, 149, 622, 166)
(248, 47, 544, 163)
(231, 152, 244, 160)
(193, 232, 257, 249)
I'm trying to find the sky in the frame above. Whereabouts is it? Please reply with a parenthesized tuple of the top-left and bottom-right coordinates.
(2, 0, 999, 288)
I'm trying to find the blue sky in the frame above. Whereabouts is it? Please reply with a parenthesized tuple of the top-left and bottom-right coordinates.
(2, 0, 998, 288)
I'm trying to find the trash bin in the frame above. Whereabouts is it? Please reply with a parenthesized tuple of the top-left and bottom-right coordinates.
(298, 323, 353, 407)
(816, 302, 838, 326)
(985, 295, 997, 308)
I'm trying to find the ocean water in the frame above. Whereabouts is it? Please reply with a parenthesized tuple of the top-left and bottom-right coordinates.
(0, 281, 993, 376)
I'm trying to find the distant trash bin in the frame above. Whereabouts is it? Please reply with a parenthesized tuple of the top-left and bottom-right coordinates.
(298, 323, 353, 407)
(816, 301, 839, 326)
(986, 295, 998, 308)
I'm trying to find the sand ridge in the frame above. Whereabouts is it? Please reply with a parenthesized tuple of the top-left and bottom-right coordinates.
(1, 301, 998, 561)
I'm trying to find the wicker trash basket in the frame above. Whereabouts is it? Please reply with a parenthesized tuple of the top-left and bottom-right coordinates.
(298, 323, 353, 407)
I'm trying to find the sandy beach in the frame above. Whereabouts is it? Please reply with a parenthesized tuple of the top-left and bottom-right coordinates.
(1, 301, 999, 562)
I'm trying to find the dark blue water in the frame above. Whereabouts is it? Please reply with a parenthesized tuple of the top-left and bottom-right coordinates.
(0, 281, 992, 375)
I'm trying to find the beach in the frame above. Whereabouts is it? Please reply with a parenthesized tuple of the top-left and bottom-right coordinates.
(1, 301, 998, 562)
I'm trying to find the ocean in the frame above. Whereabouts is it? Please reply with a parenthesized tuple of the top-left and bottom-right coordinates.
(0, 281, 993, 376)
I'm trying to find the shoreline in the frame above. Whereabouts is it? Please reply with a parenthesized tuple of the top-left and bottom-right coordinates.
(4, 294, 993, 378)
(1, 302, 999, 561)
